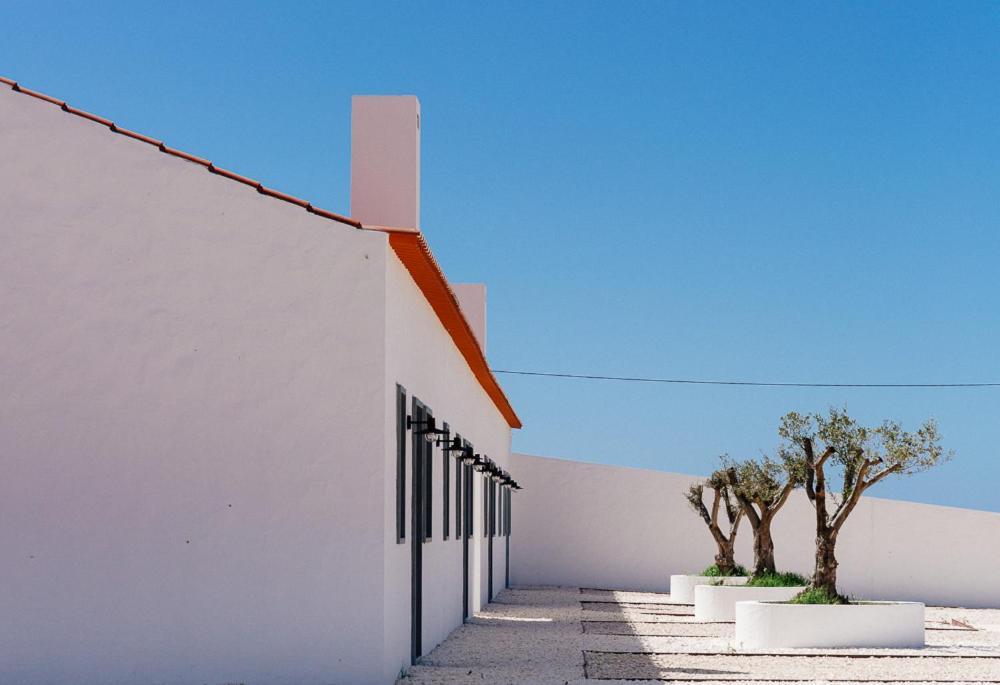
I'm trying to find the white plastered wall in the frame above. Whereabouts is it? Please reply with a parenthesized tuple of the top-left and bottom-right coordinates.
(0, 87, 391, 684)
(382, 254, 512, 682)
(510, 452, 1000, 608)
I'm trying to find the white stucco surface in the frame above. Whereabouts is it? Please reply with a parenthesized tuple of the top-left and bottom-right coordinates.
(382, 254, 512, 682)
(0, 85, 514, 685)
(511, 452, 1000, 608)
(0, 86, 391, 684)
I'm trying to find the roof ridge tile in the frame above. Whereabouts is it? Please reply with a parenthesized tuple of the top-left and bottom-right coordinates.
(258, 186, 311, 208)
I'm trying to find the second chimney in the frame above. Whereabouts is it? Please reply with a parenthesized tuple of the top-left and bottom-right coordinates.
(350, 95, 421, 230)
(452, 283, 487, 353)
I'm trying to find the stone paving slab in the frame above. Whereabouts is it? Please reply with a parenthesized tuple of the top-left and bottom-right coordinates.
(583, 651, 1000, 682)
(399, 586, 1000, 685)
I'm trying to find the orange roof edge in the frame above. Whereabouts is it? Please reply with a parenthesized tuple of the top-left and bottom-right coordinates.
(1, 76, 521, 430)
(385, 231, 522, 429)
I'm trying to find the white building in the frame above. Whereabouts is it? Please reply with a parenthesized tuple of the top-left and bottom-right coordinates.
(5, 75, 1000, 685)
(1, 79, 521, 685)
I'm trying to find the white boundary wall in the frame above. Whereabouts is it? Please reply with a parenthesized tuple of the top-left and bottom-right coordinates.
(510, 453, 1000, 608)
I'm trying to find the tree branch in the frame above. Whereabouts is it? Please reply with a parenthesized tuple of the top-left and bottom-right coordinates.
(864, 462, 903, 489)
(832, 457, 873, 523)
(710, 487, 721, 529)
(802, 438, 817, 504)
(769, 479, 796, 516)
(726, 467, 762, 530)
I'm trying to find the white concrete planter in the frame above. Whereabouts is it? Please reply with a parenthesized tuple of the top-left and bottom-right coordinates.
(734, 600, 925, 649)
(694, 584, 806, 622)
(669, 574, 748, 604)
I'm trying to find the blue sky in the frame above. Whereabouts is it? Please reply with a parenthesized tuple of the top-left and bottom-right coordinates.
(4, 2, 999, 511)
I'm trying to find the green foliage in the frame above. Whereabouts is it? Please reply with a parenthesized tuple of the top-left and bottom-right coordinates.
(778, 408, 952, 502)
(722, 453, 802, 505)
(702, 563, 749, 577)
(789, 586, 849, 605)
(746, 571, 809, 587)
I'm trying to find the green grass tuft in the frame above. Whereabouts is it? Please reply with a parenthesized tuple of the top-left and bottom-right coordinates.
(702, 563, 749, 577)
(789, 586, 850, 604)
(746, 571, 809, 587)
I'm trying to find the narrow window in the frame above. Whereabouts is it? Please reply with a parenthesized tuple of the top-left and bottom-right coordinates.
(505, 487, 511, 536)
(464, 442, 473, 541)
(489, 480, 496, 537)
(483, 474, 489, 537)
(424, 408, 433, 541)
(442, 423, 450, 540)
(507, 487, 512, 536)
(454, 433, 462, 539)
(395, 385, 406, 543)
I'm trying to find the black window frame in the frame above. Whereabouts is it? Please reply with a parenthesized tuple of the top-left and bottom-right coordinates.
(483, 473, 489, 538)
(395, 385, 407, 544)
(453, 432, 462, 539)
(442, 422, 450, 540)
(423, 407, 434, 542)
(489, 478, 496, 538)
(464, 441, 474, 542)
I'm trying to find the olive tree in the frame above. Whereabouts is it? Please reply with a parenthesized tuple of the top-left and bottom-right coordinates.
(779, 408, 950, 599)
(724, 454, 802, 577)
(684, 469, 744, 575)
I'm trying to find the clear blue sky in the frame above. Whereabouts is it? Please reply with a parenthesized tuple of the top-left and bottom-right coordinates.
(4, 2, 999, 511)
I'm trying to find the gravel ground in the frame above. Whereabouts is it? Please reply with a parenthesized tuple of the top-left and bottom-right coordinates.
(398, 586, 1000, 685)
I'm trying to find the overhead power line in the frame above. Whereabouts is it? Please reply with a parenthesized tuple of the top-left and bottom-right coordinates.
(491, 369, 1000, 389)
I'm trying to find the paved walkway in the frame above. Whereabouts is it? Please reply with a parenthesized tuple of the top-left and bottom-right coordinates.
(399, 586, 1000, 684)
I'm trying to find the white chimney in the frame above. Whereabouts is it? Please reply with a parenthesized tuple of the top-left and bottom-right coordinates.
(350, 96, 421, 229)
(452, 283, 487, 353)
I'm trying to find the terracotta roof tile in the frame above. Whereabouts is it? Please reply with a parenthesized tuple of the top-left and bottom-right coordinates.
(61, 104, 114, 127)
(308, 205, 363, 227)
(258, 185, 311, 208)
(158, 145, 212, 167)
(110, 126, 162, 147)
(0, 76, 520, 429)
(384, 229, 522, 428)
(206, 165, 259, 188)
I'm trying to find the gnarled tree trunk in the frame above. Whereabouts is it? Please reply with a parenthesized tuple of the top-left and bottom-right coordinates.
(812, 528, 838, 596)
(713, 535, 738, 576)
(752, 519, 776, 576)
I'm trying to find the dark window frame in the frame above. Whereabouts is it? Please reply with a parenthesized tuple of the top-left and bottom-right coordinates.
(464, 441, 474, 542)
(395, 385, 407, 543)
(453, 432, 462, 539)
(483, 473, 489, 537)
(423, 406, 433, 542)
(442, 422, 450, 540)
(489, 479, 496, 538)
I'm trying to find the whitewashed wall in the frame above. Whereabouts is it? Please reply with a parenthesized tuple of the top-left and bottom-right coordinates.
(382, 252, 511, 683)
(510, 453, 1000, 608)
(0, 87, 392, 684)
